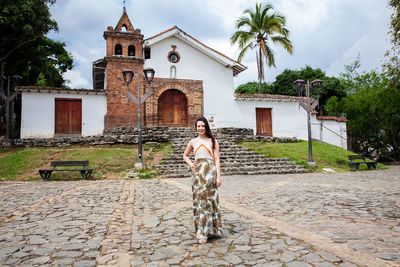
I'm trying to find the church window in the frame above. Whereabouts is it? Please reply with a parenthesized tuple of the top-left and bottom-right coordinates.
(115, 44, 122, 55)
(144, 47, 151, 59)
(168, 52, 179, 63)
(122, 24, 127, 31)
(167, 47, 180, 63)
(128, 45, 135, 56)
(170, 66, 176, 78)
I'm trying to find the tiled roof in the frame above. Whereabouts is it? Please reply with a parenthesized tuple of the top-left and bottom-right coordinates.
(317, 116, 347, 122)
(234, 93, 299, 101)
(145, 26, 246, 76)
(16, 86, 106, 95)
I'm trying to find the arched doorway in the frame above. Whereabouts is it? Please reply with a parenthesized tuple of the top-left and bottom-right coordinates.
(158, 89, 188, 127)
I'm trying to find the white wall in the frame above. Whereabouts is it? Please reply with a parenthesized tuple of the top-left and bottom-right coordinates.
(144, 36, 237, 127)
(233, 99, 309, 139)
(311, 115, 347, 149)
(20, 92, 107, 138)
(233, 99, 347, 149)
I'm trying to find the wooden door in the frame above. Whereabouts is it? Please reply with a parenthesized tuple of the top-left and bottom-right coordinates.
(256, 108, 272, 136)
(55, 98, 82, 134)
(158, 90, 188, 127)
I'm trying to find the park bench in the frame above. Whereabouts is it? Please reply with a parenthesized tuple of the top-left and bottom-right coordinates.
(39, 161, 93, 180)
(348, 155, 377, 170)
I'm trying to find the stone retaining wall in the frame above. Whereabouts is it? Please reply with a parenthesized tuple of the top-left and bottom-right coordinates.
(0, 127, 298, 148)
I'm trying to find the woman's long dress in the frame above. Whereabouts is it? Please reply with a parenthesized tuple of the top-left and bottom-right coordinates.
(192, 138, 222, 237)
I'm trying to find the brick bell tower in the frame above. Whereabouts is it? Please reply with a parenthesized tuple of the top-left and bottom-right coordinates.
(103, 8, 144, 129)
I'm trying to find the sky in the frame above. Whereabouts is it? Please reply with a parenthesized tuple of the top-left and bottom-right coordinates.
(47, 0, 393, 89)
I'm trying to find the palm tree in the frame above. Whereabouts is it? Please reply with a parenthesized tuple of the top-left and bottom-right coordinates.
(231, 3, 293, 93)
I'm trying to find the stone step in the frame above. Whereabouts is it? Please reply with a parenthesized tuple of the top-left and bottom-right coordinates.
(160, 158, 293, 164)
(162, 155, 286, 162)
(169, 150, 263, 155)
(155, 132, 307, 177)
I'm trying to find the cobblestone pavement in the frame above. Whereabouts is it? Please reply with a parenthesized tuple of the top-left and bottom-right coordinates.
(0, 167, 399, 266)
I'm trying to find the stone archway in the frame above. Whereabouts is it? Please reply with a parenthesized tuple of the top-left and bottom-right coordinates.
(158, 89, 188, 127)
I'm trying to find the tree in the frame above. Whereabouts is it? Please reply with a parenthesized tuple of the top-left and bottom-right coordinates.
(383, 0, 400, 88)
(0, 0, 73, 138)
(235, 81, 273, 94)
(326, 70, 400, 161)
(388, 0, 400, 44)
(231, 2, 293, 93)
(271, 65, 346, 113)
(0, 0, 73, 87)
(272, 66, 326, 95)
(234, 65, 346, 114)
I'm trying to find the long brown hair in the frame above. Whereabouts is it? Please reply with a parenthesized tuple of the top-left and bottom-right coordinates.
(195, 117, 216, 151)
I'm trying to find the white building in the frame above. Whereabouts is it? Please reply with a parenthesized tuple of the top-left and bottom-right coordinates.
(18, 9, 347, 149)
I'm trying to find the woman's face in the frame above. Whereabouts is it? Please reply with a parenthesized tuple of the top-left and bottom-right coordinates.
(196, 121, 206, 135)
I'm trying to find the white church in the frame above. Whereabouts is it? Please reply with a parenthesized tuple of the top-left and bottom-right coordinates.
(18, 9, 347, 149)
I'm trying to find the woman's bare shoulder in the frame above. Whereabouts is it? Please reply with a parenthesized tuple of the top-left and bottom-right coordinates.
(188, 137, 198, 145)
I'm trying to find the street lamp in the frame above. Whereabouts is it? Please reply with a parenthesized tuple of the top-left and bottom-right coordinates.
(1, 75, 22, 140)
(122, 67, 155, 169)
(293, 79, 323, 166)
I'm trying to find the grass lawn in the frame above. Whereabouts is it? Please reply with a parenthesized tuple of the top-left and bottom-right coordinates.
(0, 143, 172, 181)
(239, 140, 388, 172)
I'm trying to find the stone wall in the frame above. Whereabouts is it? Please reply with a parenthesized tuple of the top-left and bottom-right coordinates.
(0, 127, 298, 148)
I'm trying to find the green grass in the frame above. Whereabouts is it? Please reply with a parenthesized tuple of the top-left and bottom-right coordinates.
(0, 142, 172, 181)
(0, 148, 59, 180)
(239, 140, 388, 172)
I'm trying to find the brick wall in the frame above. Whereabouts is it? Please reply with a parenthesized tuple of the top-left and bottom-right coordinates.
(104, 56, 145, 129)
(145, 78, 203, 127)
(103, 23, 146, 129)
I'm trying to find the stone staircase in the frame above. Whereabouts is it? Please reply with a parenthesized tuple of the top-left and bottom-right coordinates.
(156, 128, 309, 178)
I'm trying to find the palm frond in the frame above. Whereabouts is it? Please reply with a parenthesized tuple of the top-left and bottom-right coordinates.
(237, 42, 254, 62)
(231, 2, 293, 72)
(271, 36, 293, 54)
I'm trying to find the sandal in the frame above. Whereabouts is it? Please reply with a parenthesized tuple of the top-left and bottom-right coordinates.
(197, 234, 207, 244)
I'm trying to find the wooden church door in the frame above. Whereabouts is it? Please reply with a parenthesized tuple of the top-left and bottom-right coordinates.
(256, 108, 272, 136)
(158, 89, 188, 127)
(55, 98, 82, 135)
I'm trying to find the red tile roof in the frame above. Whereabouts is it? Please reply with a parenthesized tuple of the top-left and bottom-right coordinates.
(16, 86, 106, 94)
(235, 93, 299, 101)
(317, 116, 347, 122)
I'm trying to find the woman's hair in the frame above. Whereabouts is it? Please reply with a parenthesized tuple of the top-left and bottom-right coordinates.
(195, 117, 216, 151)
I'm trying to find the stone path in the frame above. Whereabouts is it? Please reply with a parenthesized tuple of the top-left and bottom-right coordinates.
(0, 167, 399, 266)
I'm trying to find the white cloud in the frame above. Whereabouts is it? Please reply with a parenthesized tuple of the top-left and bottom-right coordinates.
(63, 70, 89, 89)
(46, 0, 392, 89)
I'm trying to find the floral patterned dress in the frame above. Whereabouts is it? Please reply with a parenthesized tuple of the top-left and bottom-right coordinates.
(192, 138, 222, 238)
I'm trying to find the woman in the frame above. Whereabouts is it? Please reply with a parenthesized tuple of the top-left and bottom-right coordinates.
(183, 117, 222, 244)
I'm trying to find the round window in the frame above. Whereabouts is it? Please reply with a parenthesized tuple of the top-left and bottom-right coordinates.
(169, 53, 179, 63)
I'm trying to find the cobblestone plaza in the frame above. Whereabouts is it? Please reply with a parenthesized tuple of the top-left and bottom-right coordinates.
(0, 167, 399, 266)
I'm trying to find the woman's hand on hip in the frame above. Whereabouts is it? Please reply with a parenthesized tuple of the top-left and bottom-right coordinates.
(190, 161, 197, 169)
(216, 176, 221, 187)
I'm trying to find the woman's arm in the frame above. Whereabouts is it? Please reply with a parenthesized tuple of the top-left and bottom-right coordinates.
(183, 139, 195, 168)
(214, 139, 221, 187)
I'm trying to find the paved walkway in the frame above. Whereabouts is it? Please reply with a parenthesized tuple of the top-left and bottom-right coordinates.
(0, 167, 399, 266)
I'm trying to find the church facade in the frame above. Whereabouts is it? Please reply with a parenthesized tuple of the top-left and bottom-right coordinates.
(18, 9, 348, 149)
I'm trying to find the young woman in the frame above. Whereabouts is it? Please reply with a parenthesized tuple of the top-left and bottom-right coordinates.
(183, 117, 222, 244)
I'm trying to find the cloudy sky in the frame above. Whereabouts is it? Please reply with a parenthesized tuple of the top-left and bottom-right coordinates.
(47, 0, 393, 89)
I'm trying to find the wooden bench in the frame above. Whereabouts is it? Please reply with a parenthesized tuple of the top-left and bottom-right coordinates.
(39, 161, 93, 180)
(348, 155, 377, 170)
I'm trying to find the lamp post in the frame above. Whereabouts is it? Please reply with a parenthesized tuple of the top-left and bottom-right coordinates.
(1, 75, 22, 140)
(293, 79, 323, 165)
(122, 67, 155, 168)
